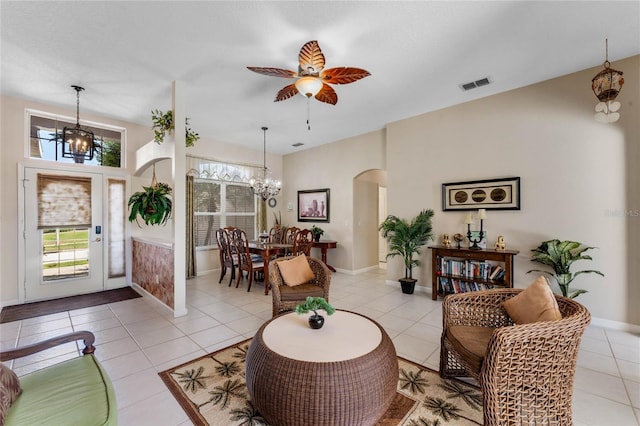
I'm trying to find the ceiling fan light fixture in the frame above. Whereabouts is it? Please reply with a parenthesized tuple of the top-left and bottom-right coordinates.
(295, 76, 323, 98)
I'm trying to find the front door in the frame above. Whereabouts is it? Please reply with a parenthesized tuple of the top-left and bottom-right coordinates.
(23, 167, 104, 301)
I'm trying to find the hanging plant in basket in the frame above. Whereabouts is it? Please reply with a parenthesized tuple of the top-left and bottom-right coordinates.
(128, 167, 173, 226)
(151, 109, 200, 147)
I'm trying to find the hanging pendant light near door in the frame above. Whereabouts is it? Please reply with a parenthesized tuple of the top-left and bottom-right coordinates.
(249, 127, 281, 201)
(62, 85, 95, 163)
(592, 39, 624, 123)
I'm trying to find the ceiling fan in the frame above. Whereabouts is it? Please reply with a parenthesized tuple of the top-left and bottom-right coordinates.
(247, 40, 371, 105)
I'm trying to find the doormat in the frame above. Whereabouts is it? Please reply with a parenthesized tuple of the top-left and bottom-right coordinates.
(159, 339, 483, 426)
(0, 287, 142, 323)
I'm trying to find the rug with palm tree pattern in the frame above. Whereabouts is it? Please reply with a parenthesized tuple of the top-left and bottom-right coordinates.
(159, 339, 483, 425)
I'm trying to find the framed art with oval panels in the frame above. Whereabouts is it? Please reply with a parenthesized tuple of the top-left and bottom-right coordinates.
(442, 177, 520, 211)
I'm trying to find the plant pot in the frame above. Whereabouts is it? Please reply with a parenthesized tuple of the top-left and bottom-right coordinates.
(313, 234, 321, 242)
(399, 278, 417, 294)
(308, 314, 324, 329)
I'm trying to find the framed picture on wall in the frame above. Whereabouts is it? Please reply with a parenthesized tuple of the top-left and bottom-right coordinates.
(298, 189, 330, 222)
(442, 177, 521, 211)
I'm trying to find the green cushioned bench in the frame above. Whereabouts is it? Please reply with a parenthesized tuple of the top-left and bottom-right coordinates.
(1, 331, 117, 426)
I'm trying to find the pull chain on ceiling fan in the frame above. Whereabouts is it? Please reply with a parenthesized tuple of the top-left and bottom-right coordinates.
(248, 40, 371, 130)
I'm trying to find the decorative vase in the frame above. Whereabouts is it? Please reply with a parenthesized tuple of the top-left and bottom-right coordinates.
(308, 314, 324, 329)
(313, 234, 320, 242)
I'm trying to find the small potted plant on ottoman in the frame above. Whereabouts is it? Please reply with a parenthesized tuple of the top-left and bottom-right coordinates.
(294, 296, 335, 329)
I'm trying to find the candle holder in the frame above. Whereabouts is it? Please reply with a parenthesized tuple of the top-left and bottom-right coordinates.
(465, 209, 487, 250)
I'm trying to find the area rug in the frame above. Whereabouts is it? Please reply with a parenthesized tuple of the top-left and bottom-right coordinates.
(0, 287, 142, 323)
(159, 339, 483, 426)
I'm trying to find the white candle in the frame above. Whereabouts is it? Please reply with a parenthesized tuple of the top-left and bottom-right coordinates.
(463, 213, 474, 224)
(477, 209, 487, 220)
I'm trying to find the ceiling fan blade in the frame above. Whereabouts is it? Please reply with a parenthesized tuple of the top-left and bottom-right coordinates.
(247, 67, 297, 78)
(314, 83, 338, 105)
(298, 40, 325, 76)
(321, 67, 371, 84)
(275, 83, 299, 102)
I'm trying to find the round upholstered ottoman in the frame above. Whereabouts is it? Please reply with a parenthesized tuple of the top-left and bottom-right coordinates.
(245, 310, 398, 426)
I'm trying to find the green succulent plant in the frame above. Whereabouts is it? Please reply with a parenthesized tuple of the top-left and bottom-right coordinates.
(127, 182, 173, 226)
(294, 297, 335, 318)
(527, 239, 604, 298)
(151, 109, 200, 147)
(379, 209, 434, 280)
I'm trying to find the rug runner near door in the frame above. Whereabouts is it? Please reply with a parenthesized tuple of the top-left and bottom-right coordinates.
(0, 287, 142, 323)
(159, 338, 483, 426)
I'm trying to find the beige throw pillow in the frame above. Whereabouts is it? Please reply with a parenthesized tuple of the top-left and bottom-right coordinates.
(502, 276, 562, 324)
(0, 363, 22, 424)
(278, 255, 315, 287)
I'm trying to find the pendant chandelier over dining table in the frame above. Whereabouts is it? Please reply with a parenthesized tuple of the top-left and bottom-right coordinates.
(250, 126, 281, 201)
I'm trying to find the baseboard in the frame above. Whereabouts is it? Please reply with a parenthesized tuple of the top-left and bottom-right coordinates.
(590, 316, 640, 333)
(131, 282, 183, 317)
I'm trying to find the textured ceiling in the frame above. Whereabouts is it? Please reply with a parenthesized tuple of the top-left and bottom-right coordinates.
(2, 1, 639, 155)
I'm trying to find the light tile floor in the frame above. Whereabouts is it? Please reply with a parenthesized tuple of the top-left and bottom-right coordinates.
(1, 268, 639, 425)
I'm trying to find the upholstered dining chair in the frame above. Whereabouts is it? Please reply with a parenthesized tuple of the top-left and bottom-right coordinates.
(269, 255, 331, 317)
(230, 228, 264, 292)
(439, 286, 591, 425)
(292, 228, 313, 256)
(215, 228, 236, 286)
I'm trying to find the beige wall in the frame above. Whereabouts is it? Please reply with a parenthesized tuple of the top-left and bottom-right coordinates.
(282, 130, 386, 271)
(385, 55, 639, 325)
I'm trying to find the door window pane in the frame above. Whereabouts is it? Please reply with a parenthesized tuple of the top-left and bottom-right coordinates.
(42, 228, 89, 281)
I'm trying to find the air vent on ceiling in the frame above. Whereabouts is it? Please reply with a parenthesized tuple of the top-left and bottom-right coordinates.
(292, 142, 304, 147)
(460, 77, 491, 91)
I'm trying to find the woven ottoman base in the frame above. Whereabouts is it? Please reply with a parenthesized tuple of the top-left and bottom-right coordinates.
(246, 313, 398, 426)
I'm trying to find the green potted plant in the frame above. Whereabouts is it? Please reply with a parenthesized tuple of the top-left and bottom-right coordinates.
(151, 109, 200, 147)
(127, 182, 173, 226)
(294, 296, 335, 329)
(379, 209, 435, 294)
(310, 225, 324, 242)
(527, 239, 604, 298)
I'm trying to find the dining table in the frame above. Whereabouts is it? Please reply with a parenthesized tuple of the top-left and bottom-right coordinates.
(248, 242, 293, 295)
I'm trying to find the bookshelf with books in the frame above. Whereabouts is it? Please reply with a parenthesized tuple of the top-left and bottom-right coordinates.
(429, 245, 519, 300)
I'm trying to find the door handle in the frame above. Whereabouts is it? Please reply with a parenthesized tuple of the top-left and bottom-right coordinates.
(94, 237, 102, 242)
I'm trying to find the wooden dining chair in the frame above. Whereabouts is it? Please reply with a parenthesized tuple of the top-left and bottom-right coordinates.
(284, 226, 299, 256)
(215, 228, 237, 286)
(292, 228, 314, 256)
(269, 225, 285, 244)
(230, 228, 265, 292)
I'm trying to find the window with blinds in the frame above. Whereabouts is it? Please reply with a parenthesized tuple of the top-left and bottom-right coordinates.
(108, 179, 126, 277)
(37, 174, 92, 229)
(194, 179, 256, 248)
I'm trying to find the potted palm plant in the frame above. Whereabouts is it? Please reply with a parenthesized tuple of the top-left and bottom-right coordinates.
(527, 239, 604, 298)
(379, 209, 435, 294)
(294, 297, 335, 329)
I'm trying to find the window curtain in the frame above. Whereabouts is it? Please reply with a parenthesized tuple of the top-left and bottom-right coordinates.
(186, 175, 197, 279)
(257, 199, 267, 234)
(37, 174, 91, 229)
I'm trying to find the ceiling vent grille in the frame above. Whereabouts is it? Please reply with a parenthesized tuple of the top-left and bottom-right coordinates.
(292, 142, 304, 147)
(460, 77, 491, 91)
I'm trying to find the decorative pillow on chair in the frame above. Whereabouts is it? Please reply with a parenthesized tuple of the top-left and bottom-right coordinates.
(502, 276, 562, 324)
(278, 255, 315, 287)
(0, 363, 22, 424)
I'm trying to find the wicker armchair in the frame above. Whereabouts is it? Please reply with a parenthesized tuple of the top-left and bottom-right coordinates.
(269, 256, 331, 317)
(439, 289, 591, 425)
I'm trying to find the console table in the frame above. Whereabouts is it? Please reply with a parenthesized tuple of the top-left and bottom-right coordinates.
(429, 245, 519, 300)
(245, 310, 398, 426)
(312, 239, 337, 271)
